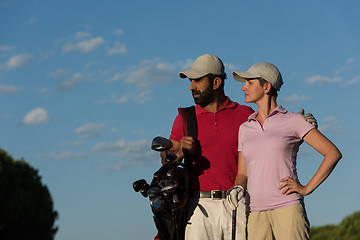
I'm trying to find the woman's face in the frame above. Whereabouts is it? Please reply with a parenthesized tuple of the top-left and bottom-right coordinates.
(241, 78, 266, 103)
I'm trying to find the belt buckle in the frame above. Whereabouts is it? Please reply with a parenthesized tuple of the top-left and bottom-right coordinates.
(211, 190, 222, 200)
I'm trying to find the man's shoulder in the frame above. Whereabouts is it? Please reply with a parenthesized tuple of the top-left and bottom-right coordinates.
(231, 101, 254, 113)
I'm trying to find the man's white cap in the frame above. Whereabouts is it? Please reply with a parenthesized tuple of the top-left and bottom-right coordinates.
(179, 54, 225, 79)
(233, 62, 283, 91)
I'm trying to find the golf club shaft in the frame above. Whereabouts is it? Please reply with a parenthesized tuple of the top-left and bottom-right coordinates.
(232, 209, 236, 240)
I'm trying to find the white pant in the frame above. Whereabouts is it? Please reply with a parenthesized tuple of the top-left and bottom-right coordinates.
(185, 197, 245, 240)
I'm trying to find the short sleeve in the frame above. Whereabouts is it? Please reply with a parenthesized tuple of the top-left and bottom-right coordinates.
(293, 113, 315, 139)
(170, 114, 184, 142)
(238, 124, 244, 152)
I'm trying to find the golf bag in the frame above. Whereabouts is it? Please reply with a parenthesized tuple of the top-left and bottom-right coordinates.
(133, 106, 197, 240)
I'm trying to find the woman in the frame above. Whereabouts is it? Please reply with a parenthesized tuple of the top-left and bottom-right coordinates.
(228, 62, 342, 239)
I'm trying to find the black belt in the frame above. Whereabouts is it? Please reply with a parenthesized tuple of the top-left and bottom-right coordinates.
(189, 190, 227, 200)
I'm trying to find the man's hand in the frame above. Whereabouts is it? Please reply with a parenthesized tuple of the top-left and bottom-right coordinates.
(226, 185, 245, 210)
(177, 136, 196, 159)
(300, 109, 318, 129)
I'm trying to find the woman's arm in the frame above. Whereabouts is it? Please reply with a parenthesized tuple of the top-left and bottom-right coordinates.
(279, 128, 342, 196)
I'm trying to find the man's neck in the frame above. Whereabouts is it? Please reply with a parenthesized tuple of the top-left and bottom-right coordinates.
(203, 93, 227, 113)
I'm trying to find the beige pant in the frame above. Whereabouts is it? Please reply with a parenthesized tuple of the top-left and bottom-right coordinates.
(247, 203, 310, 240)
(185, 197, 246, 240)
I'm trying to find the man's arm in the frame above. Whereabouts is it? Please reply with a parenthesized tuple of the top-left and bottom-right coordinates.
(226, 151, 248, 210)
(234, 152, 248, 189)
(160, 137, 196, 165)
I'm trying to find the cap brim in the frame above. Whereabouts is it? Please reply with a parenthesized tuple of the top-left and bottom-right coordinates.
(179, 69, 208, 79)
(233, 71, 261, 82)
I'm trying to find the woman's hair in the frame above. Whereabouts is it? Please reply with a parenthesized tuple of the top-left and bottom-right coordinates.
(258, 77, 278, 97)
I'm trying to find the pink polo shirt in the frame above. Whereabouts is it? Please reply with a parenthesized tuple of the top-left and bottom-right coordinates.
(238, 106, 315, 211)
(170, 97, 254, 191)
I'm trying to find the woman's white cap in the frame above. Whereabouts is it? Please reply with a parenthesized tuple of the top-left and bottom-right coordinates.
(233, 62, 283, 91)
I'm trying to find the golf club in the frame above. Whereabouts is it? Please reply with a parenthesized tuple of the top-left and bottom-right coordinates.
(151, 136, 173, 152)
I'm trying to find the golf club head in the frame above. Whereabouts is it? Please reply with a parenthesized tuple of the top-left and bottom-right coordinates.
(172, 194, 180, 204)
(133, 179, 147, 192)
(150, 195, 163, 209)
(162, 189, 175, 202)
(153, 170, 161, 183)
(166, 169, 174, 179)
(151, 136, 173, 152)
(165, 153, 177, 162)
(140, 184, 150, 197)
(147, 186, 161, 197)
(158, 180, 178, 191)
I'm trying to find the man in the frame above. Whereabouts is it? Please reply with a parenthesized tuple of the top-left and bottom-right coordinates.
(161, 54, 317, 240)
(161, 54, 252, 239)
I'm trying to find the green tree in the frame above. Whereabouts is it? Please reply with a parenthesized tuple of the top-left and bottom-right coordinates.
(333, 211, 360, 240)
(0, 149, 58, 240)
(310, 211, 360, 240)
(310, 224, 336, 240)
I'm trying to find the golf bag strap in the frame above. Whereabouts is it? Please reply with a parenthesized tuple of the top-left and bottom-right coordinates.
(178, 106, 198, 140)
(178, 106, 197, 169)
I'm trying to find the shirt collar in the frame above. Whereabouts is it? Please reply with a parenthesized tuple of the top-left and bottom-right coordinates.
(195, 97, 236, 114)
(248, 105, 287, 121)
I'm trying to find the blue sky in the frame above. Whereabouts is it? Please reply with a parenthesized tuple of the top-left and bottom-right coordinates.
(1, 0, 359, 239)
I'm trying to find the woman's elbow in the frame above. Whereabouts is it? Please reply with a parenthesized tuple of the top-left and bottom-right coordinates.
(332, 148, 342, 164)
(336, 150, 342, 162)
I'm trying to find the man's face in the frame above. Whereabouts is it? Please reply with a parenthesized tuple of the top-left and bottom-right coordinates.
(189, 75, 216, 107)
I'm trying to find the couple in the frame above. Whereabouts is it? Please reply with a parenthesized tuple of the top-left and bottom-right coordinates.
(161, 54, 341, 240)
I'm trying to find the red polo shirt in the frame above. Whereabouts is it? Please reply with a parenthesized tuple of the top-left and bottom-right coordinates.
(170, 97, 254, 191)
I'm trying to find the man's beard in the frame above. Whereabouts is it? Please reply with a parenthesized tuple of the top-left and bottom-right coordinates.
(192, 86, 216, 107)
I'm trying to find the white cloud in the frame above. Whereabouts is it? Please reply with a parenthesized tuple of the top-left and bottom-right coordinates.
(318, 116, 342, 135)
(109, 72, 125, 82)
(75, 31, 92, 39)
(0, 85, 22, 94)
(1, 113, 11, 119)
(306, 75, 342, 84)
(344, 75, 360, 86)
(61, 141, 84, 147)
(48, 69, 69, 78)
(110, 127, 118, 133)
(136, 90, 152, 104)
(92, 139, 157, 163)
(0, 53, 32, 71)
(57, 72, 83, 91)
(107, 41, 127, 55)
(113, 29, 124, 35)
(281, 94, 310, 102)
(124, 59, 177, 88)
(347, 57, 355, 64)
(22, 108, 49, 125)
(178, 58, 194, 70)
(28, 18, 37, 25)
(100, 162, 129, 171)
(311, 58, 358, 86)
(63, 37, 105, 53)
(0, 45, 15, 51)
(36, 151, 86, 159)
(75, 123, 105, 138)
(95, 95, 129, 104)
(224, 62, 240, 71)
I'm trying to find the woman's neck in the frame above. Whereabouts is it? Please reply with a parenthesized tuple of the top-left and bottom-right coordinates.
(256, 97, 278, 125)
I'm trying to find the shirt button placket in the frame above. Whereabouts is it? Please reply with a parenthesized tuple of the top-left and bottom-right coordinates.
(214, 113, 218, 130)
